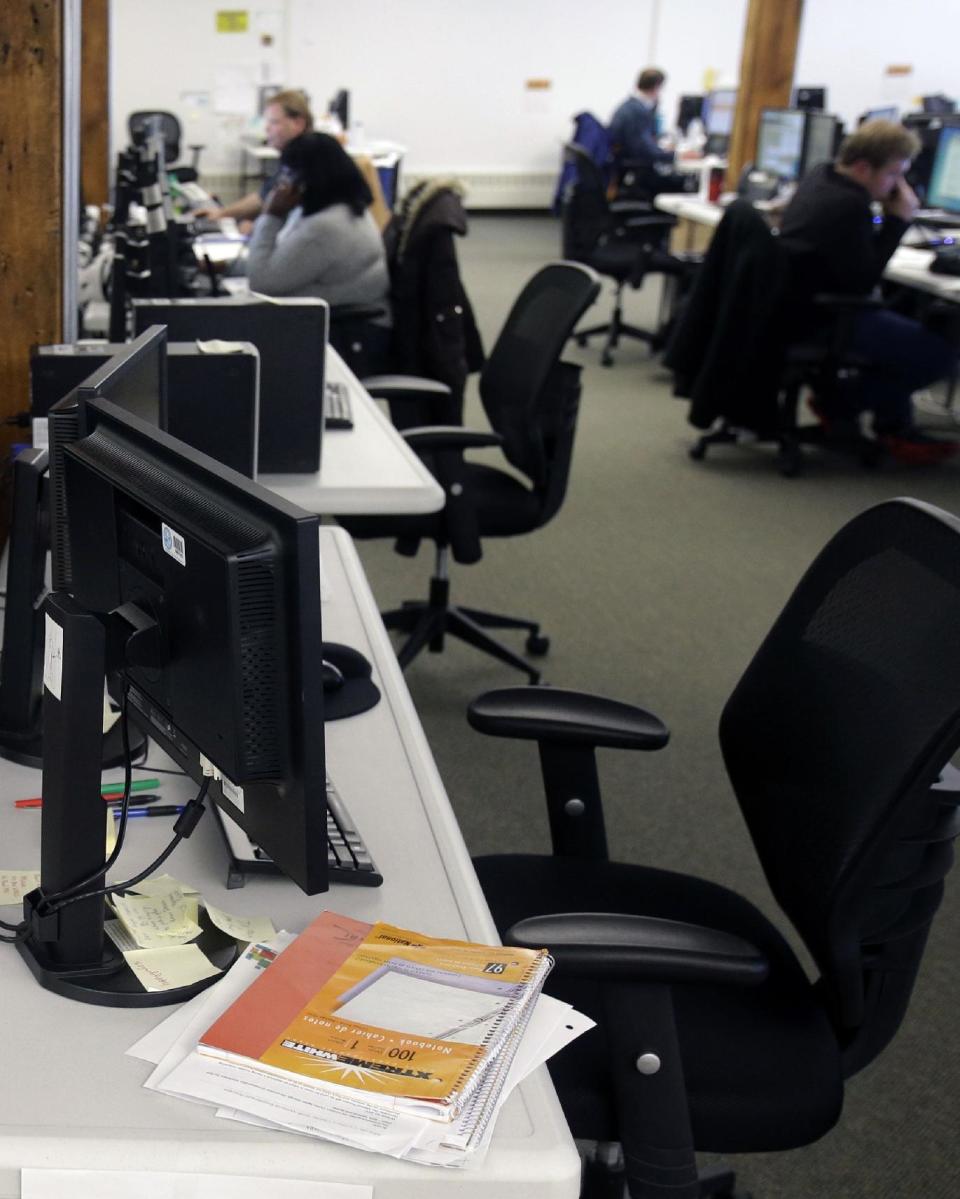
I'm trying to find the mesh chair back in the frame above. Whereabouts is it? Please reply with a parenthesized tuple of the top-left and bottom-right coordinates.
(720, 499, 960, 1072)
(128, 111, 182, 164)
(479, 262, 600, 489)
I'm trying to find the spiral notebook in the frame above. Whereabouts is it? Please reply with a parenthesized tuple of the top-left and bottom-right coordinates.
(197, 912, 552, 1123)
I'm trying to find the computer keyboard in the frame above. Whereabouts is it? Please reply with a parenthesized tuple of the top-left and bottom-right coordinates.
(325, 771, 381, 884)
(211, 770, 382, 887)
(930, 245, 960, 277)
(323, 380, 354, 430)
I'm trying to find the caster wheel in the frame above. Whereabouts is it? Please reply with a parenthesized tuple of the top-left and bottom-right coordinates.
(689, 442, 707, 461)
(575, 334, 588, 348)
(526, 633, 550, 656)
(601, 354, 614, 367)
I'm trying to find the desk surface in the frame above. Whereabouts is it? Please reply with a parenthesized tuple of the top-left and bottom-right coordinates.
(655, 194, 960, 302)
(0, 527, 578, 1199)
(258, 347, 445, 516)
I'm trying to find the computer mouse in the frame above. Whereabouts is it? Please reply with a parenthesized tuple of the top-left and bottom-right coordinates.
(320, 659, 345, 693)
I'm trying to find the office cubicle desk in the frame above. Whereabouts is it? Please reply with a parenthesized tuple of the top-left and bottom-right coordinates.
(259, 347, 445, 516)
(655, 192, 960, 302)
(0, 527, 579, 1199)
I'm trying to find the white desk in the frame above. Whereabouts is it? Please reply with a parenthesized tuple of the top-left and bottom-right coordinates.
(0, 526, 578, 1199)
(654, 193, 960, 304)
(259, 347, 444, 516)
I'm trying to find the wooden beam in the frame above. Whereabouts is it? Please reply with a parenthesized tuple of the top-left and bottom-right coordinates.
(0, 0, 64, 495)
(81, 0, 110, 208)
(726, 0, 804, 190)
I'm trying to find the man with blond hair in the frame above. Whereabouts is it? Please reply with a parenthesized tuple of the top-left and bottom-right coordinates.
(779, 119, 958, 463)
(194, 89, 314, 229)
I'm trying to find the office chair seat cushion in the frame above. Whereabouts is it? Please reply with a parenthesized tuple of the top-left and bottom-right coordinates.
(339, 462, 543, 545)
(474, 853, 844, 1153)
(587, 243, 645, 284)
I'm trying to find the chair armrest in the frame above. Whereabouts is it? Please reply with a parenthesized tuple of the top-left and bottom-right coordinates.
(362, 374, 453, 399)
(622, 214, 677, 232)
(610, 200, 654, 217)
(467, 686, 668, 751)
(401, 426, 503, 453)
(330, 302, 388, 323)
(508, 912, 769, 986)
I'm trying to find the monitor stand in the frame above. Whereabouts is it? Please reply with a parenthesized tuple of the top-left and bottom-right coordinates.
(17, 593, 237, 1007)
(0, 713, 148, 772)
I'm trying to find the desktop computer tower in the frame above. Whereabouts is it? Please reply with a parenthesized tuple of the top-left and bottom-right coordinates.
(132, 295, 328, 474)
(30, 341, 260, 478)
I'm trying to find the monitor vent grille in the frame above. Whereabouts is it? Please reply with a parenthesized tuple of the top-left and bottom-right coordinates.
(238, 558, 282, 777)
(49, 408, 81, 590)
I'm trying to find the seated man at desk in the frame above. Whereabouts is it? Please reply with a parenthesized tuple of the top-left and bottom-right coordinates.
(779, 119, 959, 464)
(246, 131, 391, 315)
(609, 68, 697, 198)
(194, 90, 313, 233)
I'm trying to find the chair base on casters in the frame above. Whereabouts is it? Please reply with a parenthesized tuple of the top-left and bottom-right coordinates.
(574, 281, 661, 367)
(577, 1142, 746, 1199)
(382, 576, 547, 683)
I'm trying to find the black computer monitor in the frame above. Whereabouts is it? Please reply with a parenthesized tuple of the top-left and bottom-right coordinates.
(859, 106, 898, 126)
(801, 112, 838, 177)
(32, 340, 260, 478)
(703, 88, 737, 137)
(329, 88, 350, 130)
(48, 326, 168, 591)
(755, 108, 806, 181)
(904, 113, 949, 198)
(132, 296, 328, 475)
(676, 94, 704, 136)
(926, 122, 960, 215)
(793, 86, 827, 112)
(18, 393, 329, 1005)
(923, 94, 957, 116)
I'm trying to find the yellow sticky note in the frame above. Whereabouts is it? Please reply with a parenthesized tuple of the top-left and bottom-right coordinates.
(0, 870, 41, 905)
(124, 944, 221, 992)
(130, 873, 201, 898)
(205, 903, 276, 944)
(113, 888, 202, 949)
(216, 10, 248, 33)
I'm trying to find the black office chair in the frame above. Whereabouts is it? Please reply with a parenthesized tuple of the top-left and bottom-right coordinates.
(337, 261, 601, 682)
(127, 111, 204, 183)
(471, 497, 960, 1198)
(665, 200, 882, 476)
(560, 143, 696, 367)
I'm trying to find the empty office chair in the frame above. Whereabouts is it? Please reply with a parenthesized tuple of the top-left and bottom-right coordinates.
(338, 261, 601, 682)
(471, 497, 960, 1198)
(665, 199, 882, 475)
(127, 110, 204, 183)
(560, 142, 693, 367)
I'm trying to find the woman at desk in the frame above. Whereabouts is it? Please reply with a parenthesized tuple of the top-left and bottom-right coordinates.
(246, 132, 390, 311)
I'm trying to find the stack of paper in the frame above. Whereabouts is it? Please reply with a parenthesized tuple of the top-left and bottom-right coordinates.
(128, 910, 593, 1167)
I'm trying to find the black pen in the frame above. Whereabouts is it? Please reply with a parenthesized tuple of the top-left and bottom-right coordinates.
(113, 805, 185, 818)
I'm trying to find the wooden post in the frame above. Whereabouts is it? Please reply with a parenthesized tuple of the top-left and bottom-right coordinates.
(81, 0, 110, 208)
(726, 0, 805, 191)
(0, 0, 64, 508)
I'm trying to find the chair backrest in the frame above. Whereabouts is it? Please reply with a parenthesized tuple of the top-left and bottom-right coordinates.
(552, 111, 613, 214)
(479, 262, 600, 496)
(128, 111, 182, 163)
(559, 142, 613, 261)
(720, 498, 960, 1075)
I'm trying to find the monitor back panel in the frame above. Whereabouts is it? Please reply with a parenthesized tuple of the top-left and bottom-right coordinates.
(132, 297, 328, 474)
(30, 342, 260, 478)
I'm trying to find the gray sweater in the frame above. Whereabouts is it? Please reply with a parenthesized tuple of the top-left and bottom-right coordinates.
(246, 204, 390, 309)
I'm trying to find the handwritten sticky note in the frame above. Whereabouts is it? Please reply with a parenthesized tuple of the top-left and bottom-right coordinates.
(0, 870, 41, 905)
(123, 944, 221, 992)
(113, 888, 202, 949)
(205, 903, 276, 944)
(130, 874, 201, 898)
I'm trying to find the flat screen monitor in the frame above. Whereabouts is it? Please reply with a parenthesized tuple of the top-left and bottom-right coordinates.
(923, 94, 956, 116)
(756, 108, 806, 181)
(703, 88, 737, 137)
(676, 94, 704, 135)
(860, 106, 898, 125)
(801, 112, 838, 177)
(905, 113, 952, 197)
(132, 296, 327, 475)
(48, 327, 169, 591)
(32, 340, 260, 479)
(927, 123, 960, 214)
(793, 86, 827, 112)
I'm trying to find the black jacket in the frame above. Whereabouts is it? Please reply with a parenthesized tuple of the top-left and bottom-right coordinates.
(384, 181, 484, 418)
(664, 200, 791, 432)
